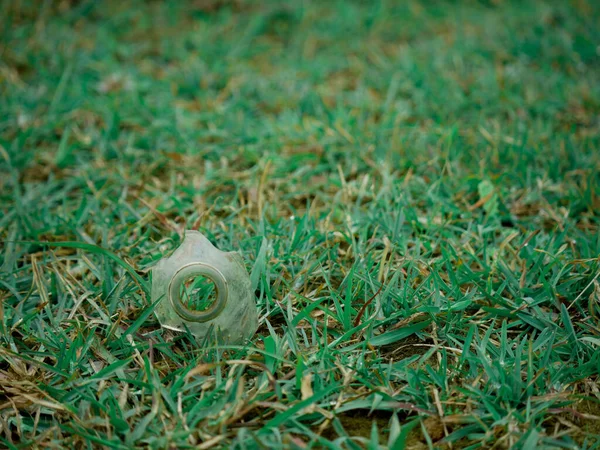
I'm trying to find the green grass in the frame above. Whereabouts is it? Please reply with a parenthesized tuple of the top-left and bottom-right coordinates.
(1, 0, 600, 448)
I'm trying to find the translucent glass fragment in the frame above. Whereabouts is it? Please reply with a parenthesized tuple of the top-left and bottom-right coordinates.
(152, 231, 258, 344)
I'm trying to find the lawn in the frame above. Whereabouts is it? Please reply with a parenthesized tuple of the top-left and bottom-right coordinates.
(1, 0, 600, 448)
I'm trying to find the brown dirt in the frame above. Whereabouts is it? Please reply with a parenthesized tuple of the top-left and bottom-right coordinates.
(572, 399, 600, 444)
(320, 409, 394, 442)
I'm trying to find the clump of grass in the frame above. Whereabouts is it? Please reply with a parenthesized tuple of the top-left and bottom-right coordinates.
(1, 0, 599, 448)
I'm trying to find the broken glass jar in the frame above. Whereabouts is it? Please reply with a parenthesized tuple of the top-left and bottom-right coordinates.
(152, 231, 258, 344)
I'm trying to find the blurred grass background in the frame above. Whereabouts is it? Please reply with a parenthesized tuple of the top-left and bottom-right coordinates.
(1, 0, 600, 448)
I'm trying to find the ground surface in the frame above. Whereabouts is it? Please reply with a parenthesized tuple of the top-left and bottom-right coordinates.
(1, 0, 600, 448)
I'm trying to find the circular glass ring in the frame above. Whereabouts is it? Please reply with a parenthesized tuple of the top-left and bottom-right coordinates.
(168, 263, 228, 322)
